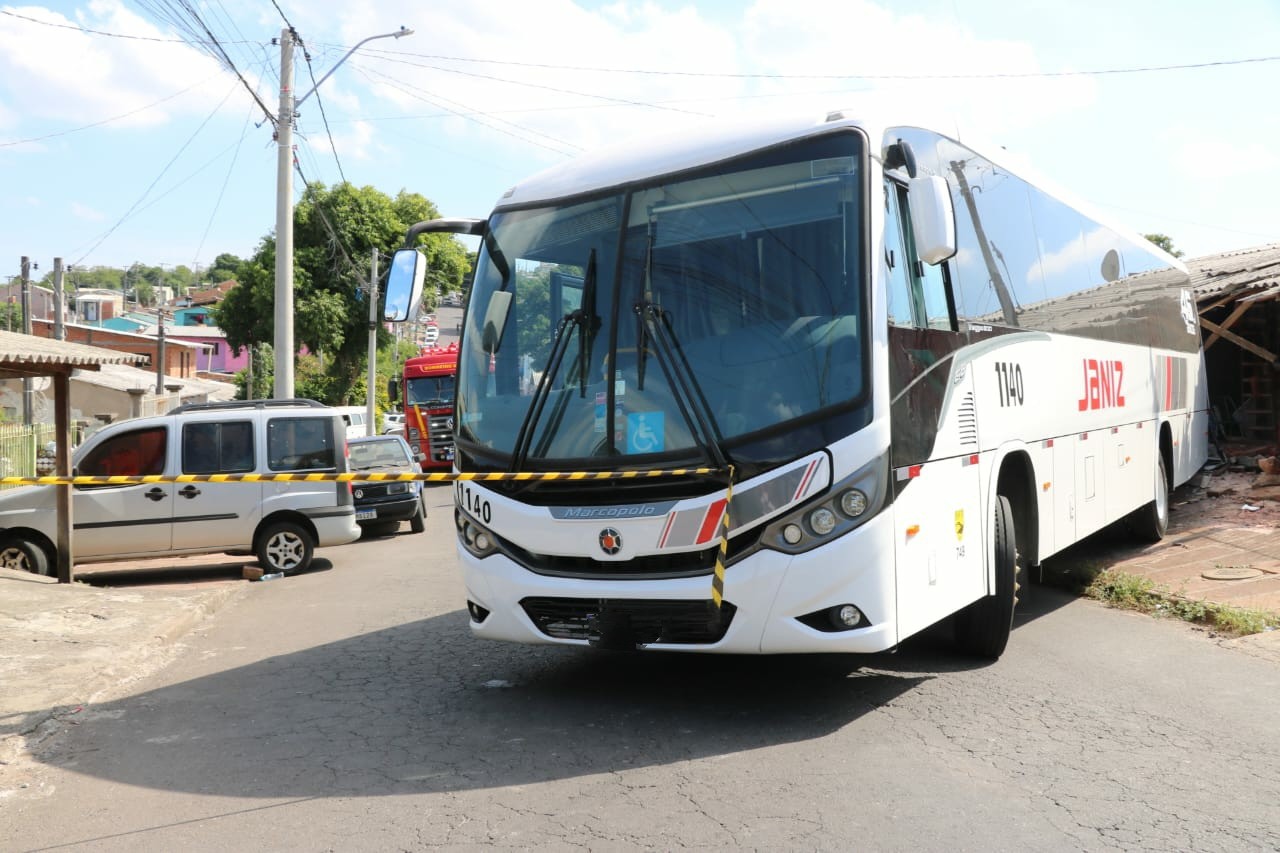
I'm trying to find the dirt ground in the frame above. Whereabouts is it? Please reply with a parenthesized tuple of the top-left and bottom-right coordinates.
(1173, 449, 1280, 531)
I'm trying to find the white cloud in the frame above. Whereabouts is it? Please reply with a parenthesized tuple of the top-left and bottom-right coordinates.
(0, 2, 256, 132)
(70, 201, 105, 221)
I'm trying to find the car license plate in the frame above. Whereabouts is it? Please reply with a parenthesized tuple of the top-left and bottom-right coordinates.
(356, 509, 377, 521)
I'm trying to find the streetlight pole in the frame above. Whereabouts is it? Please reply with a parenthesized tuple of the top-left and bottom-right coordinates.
(272, 25, 414, 401)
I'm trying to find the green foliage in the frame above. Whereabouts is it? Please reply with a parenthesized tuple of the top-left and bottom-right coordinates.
(1086, 569, 1280, 637)
(215, 182, 470, 403)
(0, 301, 23, 332)
(204, 253, 243, 284)
(233, 343, 273, 400)
(1143, 233, 1184, 258)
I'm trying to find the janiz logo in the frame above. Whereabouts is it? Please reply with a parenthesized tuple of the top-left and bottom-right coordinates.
(1077, 358, 1125, 411)
(598, 528, 623, 555)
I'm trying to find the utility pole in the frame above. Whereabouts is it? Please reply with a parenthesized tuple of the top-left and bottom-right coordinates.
(366, 248, 379, 436)
(155, 306, 166, 394)
(273, 27, 296, 401)
(20, 256, 32, 426)
(272, 25, 414, 400)
(52, 258, 65, 340)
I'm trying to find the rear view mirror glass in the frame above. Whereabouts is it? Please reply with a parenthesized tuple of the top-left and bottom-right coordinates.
(384, 249, 426, 322)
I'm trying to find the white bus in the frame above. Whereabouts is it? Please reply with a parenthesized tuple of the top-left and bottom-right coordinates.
(387, 110, 1208, 658)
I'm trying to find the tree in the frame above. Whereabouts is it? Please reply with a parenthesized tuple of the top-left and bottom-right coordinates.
(204, 253, 243, 285)
(1144, 233, 1184, 258)
(215, 183, 470, 405)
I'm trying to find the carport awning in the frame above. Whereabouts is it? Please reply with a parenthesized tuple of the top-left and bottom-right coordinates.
(0, 329, 144, 378)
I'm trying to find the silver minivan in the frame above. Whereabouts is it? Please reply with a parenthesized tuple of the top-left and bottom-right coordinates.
(0, 399, 361, 576)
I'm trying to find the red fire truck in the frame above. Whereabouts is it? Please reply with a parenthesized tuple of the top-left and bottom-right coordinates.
(395, 342, 459, 471)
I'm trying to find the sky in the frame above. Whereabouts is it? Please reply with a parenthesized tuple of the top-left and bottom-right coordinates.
(2, 0, 1279, 280)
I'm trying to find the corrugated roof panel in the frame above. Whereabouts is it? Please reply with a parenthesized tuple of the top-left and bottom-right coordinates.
(0, 330, 145, 367)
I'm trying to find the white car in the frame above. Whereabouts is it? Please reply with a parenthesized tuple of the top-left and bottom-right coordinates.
(0, 399, 361, 576)
(382, 412, 405, 434)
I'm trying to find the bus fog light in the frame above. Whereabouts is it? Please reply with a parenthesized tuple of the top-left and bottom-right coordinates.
(832, 604, 862, 628)
(782, 523, 804, 545)
(474, 531, 492, 551)
(808, 507, 837, 536)
(839, 489, 868, 518)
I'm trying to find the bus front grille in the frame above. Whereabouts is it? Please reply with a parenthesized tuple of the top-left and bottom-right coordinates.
(520, 597, 736, 646)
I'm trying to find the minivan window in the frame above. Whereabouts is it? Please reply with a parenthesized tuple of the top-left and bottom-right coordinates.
(183, 421, 254, 474)
(78, 426, 167, 477)
(267, 417, 337, 471)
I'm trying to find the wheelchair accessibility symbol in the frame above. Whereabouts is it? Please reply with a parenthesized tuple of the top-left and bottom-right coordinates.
(626, 412, 664, 454)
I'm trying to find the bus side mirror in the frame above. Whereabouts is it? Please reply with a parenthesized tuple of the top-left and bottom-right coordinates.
(908, 175, 957, 265)
(384, 249, 426, 322)
(386, 377, 398, 403)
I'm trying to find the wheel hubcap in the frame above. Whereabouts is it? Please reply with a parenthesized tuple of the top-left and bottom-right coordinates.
(0, 548, 29, 570)
(266, 533, 304, 569)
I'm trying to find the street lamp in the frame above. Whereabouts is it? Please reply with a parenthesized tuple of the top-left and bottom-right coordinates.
(273, 25, 414, 400)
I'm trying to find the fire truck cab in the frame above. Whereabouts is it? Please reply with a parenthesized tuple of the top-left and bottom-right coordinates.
(393, 342, 459, 471)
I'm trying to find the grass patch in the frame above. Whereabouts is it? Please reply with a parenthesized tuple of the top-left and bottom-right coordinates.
(1084, 568, 1280, 637)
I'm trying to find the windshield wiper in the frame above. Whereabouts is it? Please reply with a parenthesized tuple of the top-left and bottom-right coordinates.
(635, 300, 729, 472)
(511, 249, 600, 469)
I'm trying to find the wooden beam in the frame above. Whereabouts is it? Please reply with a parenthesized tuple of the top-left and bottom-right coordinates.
(1198, 316, 1279, 363)
(1204, 301, 1254, 350)
(54, 371, 74, 584)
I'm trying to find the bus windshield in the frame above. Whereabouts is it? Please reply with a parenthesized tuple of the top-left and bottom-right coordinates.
(456, 132, 867, 466)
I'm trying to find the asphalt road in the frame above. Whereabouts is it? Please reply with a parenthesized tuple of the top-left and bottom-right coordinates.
(7, 482, 1280, 851)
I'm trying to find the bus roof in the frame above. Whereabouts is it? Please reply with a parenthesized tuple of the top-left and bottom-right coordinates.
(492, 108, 1184, 272)
(496, 110, 879, 210)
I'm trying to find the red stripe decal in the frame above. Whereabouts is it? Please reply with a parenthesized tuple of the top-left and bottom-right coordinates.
(793, 460, 819, 501)
(657, 512, 676, 548)
(1044, 438, 1054, 448)
(696, 499, 728, 544)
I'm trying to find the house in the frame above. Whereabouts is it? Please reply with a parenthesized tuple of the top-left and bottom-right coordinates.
(1190, 243, 1280, 446)
(29, 318, 210, 380)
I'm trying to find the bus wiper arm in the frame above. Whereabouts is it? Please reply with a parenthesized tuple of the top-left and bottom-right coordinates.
(512, 309, 580, 469)
(636, 300, 729, 472)
(512, 250, 599, 468)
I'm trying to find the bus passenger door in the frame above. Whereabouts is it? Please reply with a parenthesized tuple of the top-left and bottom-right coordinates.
(884, 181, 986, 639)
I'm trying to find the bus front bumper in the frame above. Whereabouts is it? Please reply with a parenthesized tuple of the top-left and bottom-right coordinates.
(458, 512, 899, 654)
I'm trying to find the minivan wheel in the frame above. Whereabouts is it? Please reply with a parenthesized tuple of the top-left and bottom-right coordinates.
(0, 535, 51, 576)
(256, 522, 314, 575)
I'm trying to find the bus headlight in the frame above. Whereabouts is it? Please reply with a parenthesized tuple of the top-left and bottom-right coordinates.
(808, 507, 837, 536)
(760, 453, 887, 555)
(458, 515, 499, 558)
(839, 489, 868, 518)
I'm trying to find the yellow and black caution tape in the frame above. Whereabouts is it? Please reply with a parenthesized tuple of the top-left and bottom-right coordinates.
(0, 468, 721, 487)
(710, 465, 736, 610)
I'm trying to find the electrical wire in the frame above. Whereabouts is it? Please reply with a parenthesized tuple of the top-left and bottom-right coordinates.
(192, 100, 257, 269)
(0, 75, 220, 148)
(355, 43, 1280, 81)
(350, 62, 581, 156)
(71, 80, 241, 265)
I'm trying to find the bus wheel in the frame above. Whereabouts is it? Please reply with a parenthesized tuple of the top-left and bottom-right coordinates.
(955, 495, 1019, 659)
(1127, 455, 1169, 543)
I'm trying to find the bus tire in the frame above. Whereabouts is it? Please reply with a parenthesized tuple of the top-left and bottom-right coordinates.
(1127, 454, 1168, 543)
(954, 495, 1019, 659)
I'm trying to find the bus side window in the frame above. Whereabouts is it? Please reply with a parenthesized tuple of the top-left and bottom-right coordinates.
(884, 184, 916, 328)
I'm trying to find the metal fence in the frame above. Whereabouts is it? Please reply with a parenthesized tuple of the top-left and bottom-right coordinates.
(0, 422, 73, 490)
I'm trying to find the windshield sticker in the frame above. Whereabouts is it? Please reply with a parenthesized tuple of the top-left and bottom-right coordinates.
(594, 402, 606, 433)
(615, 379, 626, 397)
(626, 412, 664, 454)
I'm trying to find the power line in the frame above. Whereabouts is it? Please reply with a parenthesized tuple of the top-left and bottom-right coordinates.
(0, 7, 247, 44)
(300, 42, 348, 184)
(0, 75, 220, 148)
(71, 80, 241, 266)
(350, 62, 582, 156)
(354, 44, 1280, 81)
(192, 101, 258, 270)
(359, 51, 711, 118)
